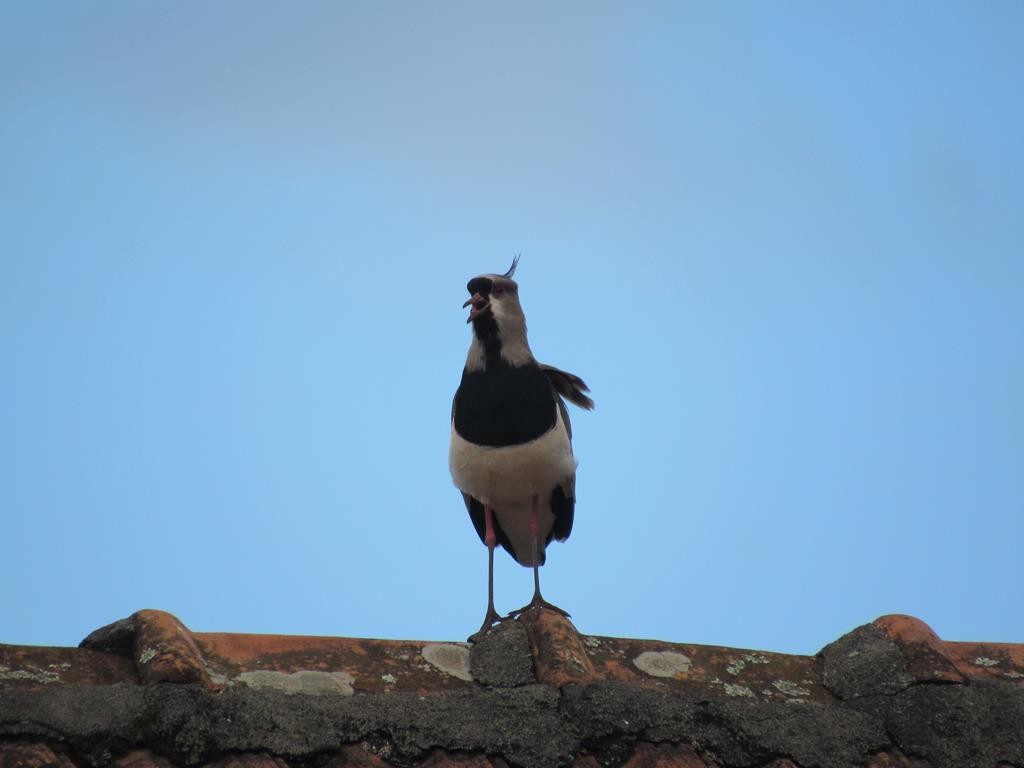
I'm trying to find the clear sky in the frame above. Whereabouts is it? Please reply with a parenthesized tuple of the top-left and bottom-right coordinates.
(2, 2, 1021, 655)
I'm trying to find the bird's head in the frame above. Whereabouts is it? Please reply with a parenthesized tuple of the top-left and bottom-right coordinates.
(463, 254, 524, 332)
(462, 254, 532, 367)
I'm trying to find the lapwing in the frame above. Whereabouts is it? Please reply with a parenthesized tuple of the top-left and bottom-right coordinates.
(449, 256, 593, 637)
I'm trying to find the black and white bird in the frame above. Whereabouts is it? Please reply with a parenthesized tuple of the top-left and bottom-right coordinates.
(449, 256, 593, 637)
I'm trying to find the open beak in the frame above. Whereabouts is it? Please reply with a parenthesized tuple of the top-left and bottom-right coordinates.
(463, 292, 490, 323)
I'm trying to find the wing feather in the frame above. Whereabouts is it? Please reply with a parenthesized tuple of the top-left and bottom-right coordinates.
(539, 363, 594, 411)
(549, 394, 576, 543)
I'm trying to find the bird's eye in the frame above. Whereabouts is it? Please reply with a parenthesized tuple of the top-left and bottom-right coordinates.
(492, 285, 505, 297)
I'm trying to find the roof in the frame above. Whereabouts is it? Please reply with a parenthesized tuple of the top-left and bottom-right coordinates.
(1, 610, 1022, 768)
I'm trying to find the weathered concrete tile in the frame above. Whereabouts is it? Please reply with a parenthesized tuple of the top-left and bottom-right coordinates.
(469, 620, 534, 687)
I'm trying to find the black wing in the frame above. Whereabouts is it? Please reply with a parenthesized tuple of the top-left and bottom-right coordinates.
(548, 395, 576, 544)
(540, 364, 592, 543)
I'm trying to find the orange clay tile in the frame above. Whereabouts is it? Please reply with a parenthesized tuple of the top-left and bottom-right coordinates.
(0, 643, 135, 690)
(622, 743, 713, 768)
(2, 609, 1022, 768)
(944, 639, 1024, 683)
(132, 609, 212, 686)
(0, 742, 77, 768)
(519, 609, 597, 686)
(872, 614, 965, 684)
(114, 751, 179, 768)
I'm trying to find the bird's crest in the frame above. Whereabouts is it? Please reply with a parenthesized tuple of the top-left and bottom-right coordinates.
(503, 253, 521, 279)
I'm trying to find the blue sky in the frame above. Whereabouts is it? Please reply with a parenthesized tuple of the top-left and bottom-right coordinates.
(2, 2, 1021, 655)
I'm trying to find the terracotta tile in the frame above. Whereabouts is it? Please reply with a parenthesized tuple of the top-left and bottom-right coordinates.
(418, 749, 495, 768)
(321, 744, 391, 768)
(0, 742, 76, 768)
(192, 632, 476, 695)
(132, 610, 211, 686)
(944, 640, 1024, 684)
(623, 743, 711, 768)
(865, 750, 933, 767)
(3, 607, 1024, 768)
(0, 645, 136, 690)
(115, 750, 178, 768)
(872, 615, 964, 685)
(519, 608, 597, 686)
(203, 755, 288, 768)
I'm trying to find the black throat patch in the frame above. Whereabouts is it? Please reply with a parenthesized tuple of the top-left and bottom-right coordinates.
(471, 312, 504, 368)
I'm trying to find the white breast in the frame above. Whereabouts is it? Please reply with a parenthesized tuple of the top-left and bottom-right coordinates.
(448, 406, 576, 507)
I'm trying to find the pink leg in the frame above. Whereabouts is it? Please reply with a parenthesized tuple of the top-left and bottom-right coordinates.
(506, 494, 570, 620)
(485, 503, 497, 548)
(472, 503, 502, 639)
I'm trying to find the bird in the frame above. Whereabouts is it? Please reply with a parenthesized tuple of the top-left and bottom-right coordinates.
(449, 256, 593, 638)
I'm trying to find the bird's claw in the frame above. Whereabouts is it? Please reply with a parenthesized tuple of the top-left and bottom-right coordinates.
(504, 597, 571, 621)
(467, 609, 505, 642)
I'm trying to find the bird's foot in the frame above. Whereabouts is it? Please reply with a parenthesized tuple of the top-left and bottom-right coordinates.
(505, 596, 571, 621)
(467, 608, 505, 642)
